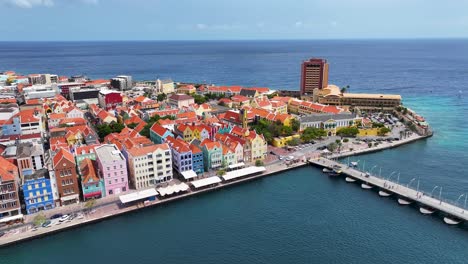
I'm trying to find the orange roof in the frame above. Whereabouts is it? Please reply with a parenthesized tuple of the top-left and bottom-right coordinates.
(75, 144, 100, 155)
(271, 96, 292, 103)
(189, 143, 202, 154)
(245, 87, 270, 93)
(134, 95, 148, 103)
(97, 110, 112, 120)
(158, 118, 175, 126)
(0, 156, 18, 179)
(200, 138, 222, 151)
(177, 111, 196, 120)
(0, 98, 16, 104)
(17, 109, 40, 123)
(231, 95, 250, 103)
(150, 123, 170, 137)
(49, 113, 66, 120)
(127, 143, 170, 157)
(123, 137, 153, 150)
(80, 158, 100, 183)
(166, 136, 190, 153)
(53, 148, 75, 167)
(124, 115, 143, 125)
(0, 167, 15, 182)
(59, 117, 87, 125)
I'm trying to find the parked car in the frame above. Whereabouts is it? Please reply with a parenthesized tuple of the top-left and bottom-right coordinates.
(59, 214, 70, 222)
(50, 214, 63, 220)
(42, 220, 52, 228)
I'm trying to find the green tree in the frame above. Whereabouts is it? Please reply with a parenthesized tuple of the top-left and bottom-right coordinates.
(336, 127, 359, 137)
(255, 160, 264, 167)
(217, 169, 226, 176)
(84, 198, 96, 213)
(127, 122, 138, 129)
(340, 85, 350, 94)
(287, 138, 300, 146)
(157, 93, 167, 102)
(368, 142, 373, 148)
(192, 94, 207, 105)
(377, 127, 391, 136)
(33, 214, 47, 227)
(290, 119, 300, 132)
(301, 127, 327, 143)
(327, 142, 338, 152)
(96, 124, 112, 140)
(343, 138, 349, 143)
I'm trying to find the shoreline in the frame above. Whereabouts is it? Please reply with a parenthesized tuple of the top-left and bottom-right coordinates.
(0, 132, 429, 248)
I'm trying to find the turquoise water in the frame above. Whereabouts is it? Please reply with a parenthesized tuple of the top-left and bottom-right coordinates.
(1, 40, 468, 263)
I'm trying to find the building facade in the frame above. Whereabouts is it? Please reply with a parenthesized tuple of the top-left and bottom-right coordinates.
(95, 144, 129, 196)
(79, 158, 105, 200)
(22, 169, 54, 214)
(300, 58, 329, 95)
(52, 148, 80, 205)
(125, 144, 173, 189)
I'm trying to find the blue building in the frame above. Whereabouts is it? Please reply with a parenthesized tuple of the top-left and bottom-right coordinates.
(1, 116, 20, 136)
(190, 144, 204, 174)
(150, 123, 174, 144)
(22, 169, 55, 214)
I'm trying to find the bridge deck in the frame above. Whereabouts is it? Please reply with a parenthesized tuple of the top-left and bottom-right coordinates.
(310, 157, 468, 221)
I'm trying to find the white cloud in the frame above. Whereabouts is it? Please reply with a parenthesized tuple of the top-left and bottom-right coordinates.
(1, 0, 98, 8)
(294, 21, 303, 27)
(196, 23, 207, 30)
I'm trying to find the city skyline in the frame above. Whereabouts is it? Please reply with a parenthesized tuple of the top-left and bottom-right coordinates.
(0, 0, 467, 41)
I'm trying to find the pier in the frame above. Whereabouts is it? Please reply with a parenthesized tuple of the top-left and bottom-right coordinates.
(309, 157, 468, 225)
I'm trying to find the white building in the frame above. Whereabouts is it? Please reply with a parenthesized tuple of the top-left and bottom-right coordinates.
(299, 113, 359, 136)
(66, 107, 85, 119)
(125, 143, 173, 189)
(23, 84, 59, 100)
(168, 94, 195, 108)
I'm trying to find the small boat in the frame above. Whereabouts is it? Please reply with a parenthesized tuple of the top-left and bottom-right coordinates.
(350, 161, 359, 168)
(378, 190, 391, 197)
(443, 217, 461, 225)
(345, 177, 356, 183)
(361, 183, 373, 189)
(419, 207, 436, 215)
(398, 198, 412, 205)
(323, 168, 331, 173)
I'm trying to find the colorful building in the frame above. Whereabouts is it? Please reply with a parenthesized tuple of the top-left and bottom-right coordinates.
(22, 169, 55, 214)
(189, 144, 204, 174)
(95, 144, 129, 195)
(272, 135, 301, 148)
(79, 158, 105, 200)
(0, 157, 21, 220)
(52, 148, 80, 205)
(125, 143, 173, 189)
(200, 139, 223, 171)
(165, 136, 193, 175)
(150, 123, 174, 144)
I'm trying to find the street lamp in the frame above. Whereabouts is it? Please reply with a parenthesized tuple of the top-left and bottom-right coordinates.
(388, 171, 397, 181)
(407, 178, 416, 188)
(369, 165, 378, 176)
(430, 186, 439, 197)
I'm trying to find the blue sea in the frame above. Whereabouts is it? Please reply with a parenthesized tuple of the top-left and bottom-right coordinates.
(1, 40, 468, 263)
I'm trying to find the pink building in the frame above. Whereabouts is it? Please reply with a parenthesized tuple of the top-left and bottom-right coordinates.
(94, 144, 129, 195)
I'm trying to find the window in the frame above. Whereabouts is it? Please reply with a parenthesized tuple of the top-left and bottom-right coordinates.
(28, 185, 32, 190)
(42, 182, 46, 187)
(121, 178, 124, 182)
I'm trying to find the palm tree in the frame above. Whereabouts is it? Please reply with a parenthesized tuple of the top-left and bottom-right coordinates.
(340, 85, 350, 94)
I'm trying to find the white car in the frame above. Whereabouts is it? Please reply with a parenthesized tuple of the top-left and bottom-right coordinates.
(59, 214, 70, 222)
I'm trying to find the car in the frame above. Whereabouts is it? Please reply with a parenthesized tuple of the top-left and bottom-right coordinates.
(0, 231, 4, 237)
(77, 213, 84, 220)
(42, 220, 52, 228)
(50, 213, 63, 220)
(59, 214, 70, 222)
(279, 156, 284, 160)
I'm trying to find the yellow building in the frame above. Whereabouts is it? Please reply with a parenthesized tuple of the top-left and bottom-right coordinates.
(314, 85, 402, 110)
(272, 135, 300, 148)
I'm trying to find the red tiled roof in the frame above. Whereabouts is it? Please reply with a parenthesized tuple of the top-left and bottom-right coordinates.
(150, 123, 169, 137)
(166, 136, 190, 153)
(80, 158, 100, 183)
(127, 143, 169, 157)
(200, 138, 222, 151)
(169, 94, 194, 101)
(53, 148, 75, 167)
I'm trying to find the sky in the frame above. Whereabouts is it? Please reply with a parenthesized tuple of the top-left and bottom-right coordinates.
(0, 0, 467, 41)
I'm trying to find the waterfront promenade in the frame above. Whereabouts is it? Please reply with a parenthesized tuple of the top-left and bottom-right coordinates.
(0, 132, 432, 247)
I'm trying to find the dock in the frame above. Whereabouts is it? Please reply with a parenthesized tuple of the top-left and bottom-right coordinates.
(309, 157, 468, 224)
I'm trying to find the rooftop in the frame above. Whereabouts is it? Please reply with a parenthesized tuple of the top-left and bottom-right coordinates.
(95, 144, 125, 163)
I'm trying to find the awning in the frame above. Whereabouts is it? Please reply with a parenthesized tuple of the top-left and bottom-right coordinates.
(222, 166, 266, 181)
(119, 188, 158, 204)
(228, 162, 245, 170)
(191, 176, 221, 189)
(60, 194, 79, 202)
(157, 183, 190, 197)
(181, 170, 197, 180)
(0, 214, 24, 223)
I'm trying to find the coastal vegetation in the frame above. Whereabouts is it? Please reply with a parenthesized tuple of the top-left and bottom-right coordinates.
(300, 127, 327, 143)
(96, 122, 125, 140)
(336, 127, 359, 137)
(139, 114, 175, 138)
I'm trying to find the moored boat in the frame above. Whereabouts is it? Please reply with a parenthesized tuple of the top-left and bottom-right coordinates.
(419, 207, 436, 215)
(345, 177, 356, 183)
(443, 217, 461, 225)
(398, 198, 412, 205)
(378, 190, 391, 197)
(361, 183, 373, 189)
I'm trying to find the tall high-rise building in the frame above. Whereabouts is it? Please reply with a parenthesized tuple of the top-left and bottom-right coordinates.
(300, 58, 329, 95)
